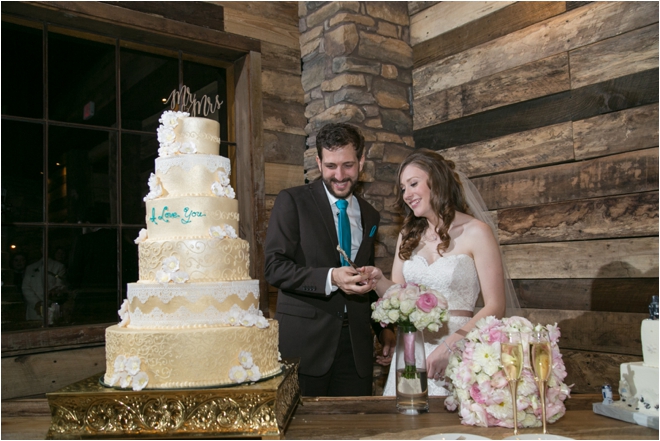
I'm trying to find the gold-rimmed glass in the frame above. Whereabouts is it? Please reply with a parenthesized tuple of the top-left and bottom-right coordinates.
(501, 331, 523, 435)
(531, 329, 552, 434)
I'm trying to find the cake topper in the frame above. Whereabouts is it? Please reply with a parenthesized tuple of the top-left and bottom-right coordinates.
(164, 84, 224, 117)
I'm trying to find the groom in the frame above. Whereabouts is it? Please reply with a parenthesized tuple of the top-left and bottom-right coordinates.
(265, 123, 395, 396)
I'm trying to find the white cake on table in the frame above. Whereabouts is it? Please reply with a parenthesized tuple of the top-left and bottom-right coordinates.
(103, 111, 280, 390)
(594, 296, 659, 429)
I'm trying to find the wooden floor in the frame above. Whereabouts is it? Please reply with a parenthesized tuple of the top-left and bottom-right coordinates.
(2, 394, 657, 439)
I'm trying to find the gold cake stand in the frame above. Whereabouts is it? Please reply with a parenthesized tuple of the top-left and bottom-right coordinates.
(45, 360, 300, 439)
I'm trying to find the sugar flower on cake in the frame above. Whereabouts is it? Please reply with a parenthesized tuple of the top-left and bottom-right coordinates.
(134, 228, 148, 244)
(255, 315, 269, 329)
(118, 299, 130, 327)
(178, 141, 197, 154)
(158, 141, 179, 157)
(157, 125, 176, 146)
(155, 270, 171, 284)
(158, 110, 188, 128)
(224, 225, 237, 239)
(239, 351, 254, 369)
(211, 171, 236, 199)
(229, 351, 262, 384)
(209, 225, 228, 239)
(143, 173, 163, 201)
(108, 355, 150, 391)
(245, 365, 261, 382)
(444, 316, 571, 428)
(217, 171, 231, 187)
(240, 313, 257, 328)
(229, 365, 248, 383)
(171, 270, 189, 284)
(162, 256, 180, 272)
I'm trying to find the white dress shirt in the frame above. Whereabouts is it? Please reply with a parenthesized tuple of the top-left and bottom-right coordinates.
(322, 183, 363, 295)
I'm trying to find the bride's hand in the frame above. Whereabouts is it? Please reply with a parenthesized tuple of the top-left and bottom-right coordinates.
(359, 266, 383, 283)
(426, 343, 453, 381)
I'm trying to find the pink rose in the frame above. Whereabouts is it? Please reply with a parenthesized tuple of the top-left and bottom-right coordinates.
(416, 292, 438, 313)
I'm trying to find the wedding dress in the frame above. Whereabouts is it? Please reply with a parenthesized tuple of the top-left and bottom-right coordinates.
(382, 253, 480, 396)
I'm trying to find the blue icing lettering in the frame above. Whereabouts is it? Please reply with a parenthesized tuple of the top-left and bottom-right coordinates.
(148, 206, 205, 225)
(182, 207, 206, 224)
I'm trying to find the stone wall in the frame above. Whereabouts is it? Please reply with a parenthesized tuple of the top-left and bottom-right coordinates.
(298, 1, 414, 273)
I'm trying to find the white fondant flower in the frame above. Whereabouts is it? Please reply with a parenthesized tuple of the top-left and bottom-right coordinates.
(227, 309, 242, 326)
(162, 256, 180, 273)
(132, 371, 149, 391)
(147, 173, 159, 190)
(107, 373, 120, 387)
(125, 356, 141, 376)
(224, 185, 236, 199)
(179, 141, 197, 154)
(118, 299, 130, 327)
(114, 355, 127, 373)
(224, 225, 238, 239)
(159, 111, 180, 128)
(240, 313, 256, 328)
(209, 226, 228, 239)
(256, 316, 269, 329)
(143, 185, 163, 202)
(229, 366, 248, 383)
(157, 126, 176, 146)
(211, 181, 225, 197)
(238, 351, 254, 369)
(119, 372, 133, 389)
(278, 352, 282, 362)
(156, 270, 171, 284)
(171, 271, 189, 284)
(245, 365, 261, 382)
(134, 228, 148, 244)
(159, 142, 180, 157)
(217, 171, 230, 187)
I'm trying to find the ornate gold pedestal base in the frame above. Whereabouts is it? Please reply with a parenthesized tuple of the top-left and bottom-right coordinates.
(46, 360, 300, 439)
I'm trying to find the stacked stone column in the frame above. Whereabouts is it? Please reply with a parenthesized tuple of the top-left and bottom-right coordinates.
(299, 1, 413, 273)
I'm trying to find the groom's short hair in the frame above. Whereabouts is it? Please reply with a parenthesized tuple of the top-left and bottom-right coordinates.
(316, 123, 365, 160)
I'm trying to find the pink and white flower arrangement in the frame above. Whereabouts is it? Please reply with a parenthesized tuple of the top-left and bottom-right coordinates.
(444, 316, 571, 428)
(371, 283, 448, 331)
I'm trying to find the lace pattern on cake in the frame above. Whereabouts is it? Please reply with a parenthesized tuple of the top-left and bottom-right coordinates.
(156, 155, 230, 175)
(180, 130, 221, 144)
(129, 281, 259, 304)
(129, 304, 261, 328)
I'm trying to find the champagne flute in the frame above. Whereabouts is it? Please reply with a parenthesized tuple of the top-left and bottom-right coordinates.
(501, 331, 523, 435)
(531, 329, 552, 434)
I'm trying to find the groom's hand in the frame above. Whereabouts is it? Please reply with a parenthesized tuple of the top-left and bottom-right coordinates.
(331, 267, 373, 295)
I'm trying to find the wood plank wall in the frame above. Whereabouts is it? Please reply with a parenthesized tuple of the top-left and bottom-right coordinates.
(409, 1, 658, 394)
(207, 2, 305, 317)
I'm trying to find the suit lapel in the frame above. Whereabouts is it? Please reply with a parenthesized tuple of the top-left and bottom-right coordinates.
(310, 180, 340, 250)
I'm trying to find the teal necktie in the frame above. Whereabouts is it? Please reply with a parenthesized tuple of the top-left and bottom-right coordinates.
(336, 199, 351, 267)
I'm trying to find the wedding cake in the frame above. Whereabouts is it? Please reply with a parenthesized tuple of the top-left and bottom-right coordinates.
(616, 311, 659, 416)
(103, 111, 280, 390)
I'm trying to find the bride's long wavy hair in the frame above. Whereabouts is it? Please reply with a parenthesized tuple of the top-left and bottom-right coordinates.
(396, 149, 471, 261)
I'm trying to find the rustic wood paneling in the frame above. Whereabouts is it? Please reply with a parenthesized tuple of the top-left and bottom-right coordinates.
(514, 278, 658, 313)
(442, 122, 574, 177)
(408, 2, 439, 17)
(1, 346, 105, 399)
(415, 69, 659, 151)
(573, 103, 659, 160)
(410, 1, 514, 46)
(261, 41, 302, 75)
(103, 1, 225, 30)
(498, 192, 659, 244)
(413, 2, 566, 68)
(562, 349, 641, 394)
(502, 237, 658, 280)
(570, 23, 659, 89)
(262, 70, 305, 104)
(263, 130, 306, 165)
(1, 324, 108, 356)
(262, 98, 307, 136)
(413, 2, 658, 99)
(264, 162, 304, 196)
(209, 1, 298, 25)
(414, 54, 570, 130)
(476, 147, 658, 210)
(221, 4, 300, 49)
(523, 309, 646, 355)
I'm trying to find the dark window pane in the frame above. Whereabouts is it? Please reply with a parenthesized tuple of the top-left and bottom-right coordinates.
(2, 225, 44, 331)
(1, 120, 44, 223)
(121, 133, 156, 225)
(48, 126, 117, 224)
(120, 47, 178, 132)
(48, 31, 116, 126)
(182, 60, 228, 141)
(1, 21, 43, 118)
(122, 228, 141, 293)
(59, 226, 118, 325)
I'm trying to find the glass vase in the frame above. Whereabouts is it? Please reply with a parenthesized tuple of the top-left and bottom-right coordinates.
(395, 323, 428, 414)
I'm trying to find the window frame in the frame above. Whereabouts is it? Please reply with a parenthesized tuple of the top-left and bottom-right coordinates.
(1, 2, 265, 355)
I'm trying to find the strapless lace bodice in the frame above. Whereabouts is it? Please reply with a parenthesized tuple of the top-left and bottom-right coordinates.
(383, 254, 481, 397)
(402, 254, 480, 313)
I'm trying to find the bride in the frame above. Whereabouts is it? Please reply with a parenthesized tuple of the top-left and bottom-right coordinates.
(364, 149, 518, 396)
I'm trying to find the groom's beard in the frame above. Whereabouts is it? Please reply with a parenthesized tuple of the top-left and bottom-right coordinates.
(323, 176, 358, 199)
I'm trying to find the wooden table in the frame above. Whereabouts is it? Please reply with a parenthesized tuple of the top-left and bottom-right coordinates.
(2, 394, 657, 439)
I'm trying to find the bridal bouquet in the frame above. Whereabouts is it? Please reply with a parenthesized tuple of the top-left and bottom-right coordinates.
(444, 316, 571, 428)
(371, 282, 449, 331)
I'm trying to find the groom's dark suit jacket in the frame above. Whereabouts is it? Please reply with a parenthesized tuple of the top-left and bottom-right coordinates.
(264, 179, 380, 378)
